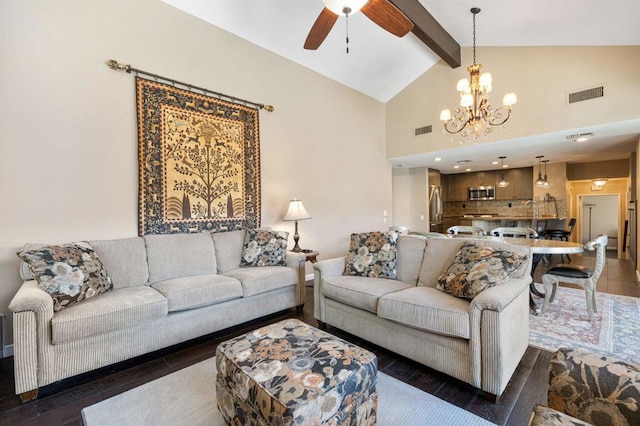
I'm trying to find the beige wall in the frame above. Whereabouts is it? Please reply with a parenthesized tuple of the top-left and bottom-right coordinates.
(386, 46, 640, 158)
(391, 167, 428, 231)
(0, 0, 391, 349)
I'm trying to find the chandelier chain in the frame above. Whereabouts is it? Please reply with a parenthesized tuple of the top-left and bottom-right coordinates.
(472, 12, 476, 64)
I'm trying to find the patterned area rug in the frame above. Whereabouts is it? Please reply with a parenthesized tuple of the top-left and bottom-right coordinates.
(529, 286, 640, 365)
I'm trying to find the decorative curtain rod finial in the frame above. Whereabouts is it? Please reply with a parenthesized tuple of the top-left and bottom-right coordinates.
(106, 59, 130, 72)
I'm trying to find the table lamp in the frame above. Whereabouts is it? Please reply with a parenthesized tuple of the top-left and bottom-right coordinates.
(283, 197, 312, 252)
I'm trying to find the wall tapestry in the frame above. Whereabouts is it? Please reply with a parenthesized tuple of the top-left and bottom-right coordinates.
(136, 77, 261, 235)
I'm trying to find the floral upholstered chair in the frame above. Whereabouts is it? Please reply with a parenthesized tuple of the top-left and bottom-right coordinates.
(529, 348, 640, 425)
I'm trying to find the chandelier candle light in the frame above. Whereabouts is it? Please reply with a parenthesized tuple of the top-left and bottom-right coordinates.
(283, 197, 312, 252)
(440, 7, 517, 143)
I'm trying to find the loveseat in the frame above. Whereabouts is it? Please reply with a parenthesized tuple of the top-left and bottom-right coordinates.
(10, 230, 306, 401)
(313, 234, 532, 401)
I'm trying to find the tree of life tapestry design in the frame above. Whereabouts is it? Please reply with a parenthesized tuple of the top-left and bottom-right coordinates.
(136, 78, 261, 235)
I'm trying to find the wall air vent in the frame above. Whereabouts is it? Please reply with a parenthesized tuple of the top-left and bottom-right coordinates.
(414, 125, 432, 136)
(567, 85, 605, 104)
(566, 132, 594, 142)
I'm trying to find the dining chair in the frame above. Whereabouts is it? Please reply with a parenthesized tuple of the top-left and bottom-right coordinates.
(490, 227, 538, 239)
(544, 218, 577, 262)
(541, 234, 608, 321)
(446, 225, 485, 236)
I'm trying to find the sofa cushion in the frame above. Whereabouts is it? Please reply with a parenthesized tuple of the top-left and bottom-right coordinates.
(145, 233, 217, 284)
(396, 235, 427, 285)
(17, 241, 113, 312)
(418, 238, 530, 288)
(211, 230, 246, 273)
(224, 266, 298, 297)
(51, 286, 168, 344)
(151, 274, 243, 312)
(322, 275, 413, 313)
(89, 237, 149, 289)
(343, 231, 398, 279)
(377, 287, 470, 339)
(436, 242, 527, 300)
(239, 229, 289, 267)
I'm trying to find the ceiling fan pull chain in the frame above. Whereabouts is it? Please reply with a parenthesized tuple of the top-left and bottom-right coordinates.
(345, 12, 350, 54)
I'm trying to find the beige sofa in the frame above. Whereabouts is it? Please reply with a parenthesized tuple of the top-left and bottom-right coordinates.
(10, 231, 306, 401)
(313, 235, 532, 401)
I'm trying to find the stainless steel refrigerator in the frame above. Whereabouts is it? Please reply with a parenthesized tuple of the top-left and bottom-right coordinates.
(429, 185, 443, 233)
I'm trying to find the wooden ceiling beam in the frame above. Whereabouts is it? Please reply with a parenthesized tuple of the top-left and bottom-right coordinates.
(388, 0, 461, 68)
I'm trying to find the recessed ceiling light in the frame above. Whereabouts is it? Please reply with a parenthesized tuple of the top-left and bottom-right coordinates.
(503, 164, 508, 168)
(453, 165, 460, 169)
(434, 157, 441, 161)
(491, 161, 499, 165)
(465, 168, 472, 172)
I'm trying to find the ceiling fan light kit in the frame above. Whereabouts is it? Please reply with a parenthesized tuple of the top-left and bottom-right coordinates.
(304, 0, 413, 51)
(440, 7, 517, 144)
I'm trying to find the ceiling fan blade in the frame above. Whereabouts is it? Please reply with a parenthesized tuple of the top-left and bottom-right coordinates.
(304, 8, 339, 50)
(361, 0, 414, 37)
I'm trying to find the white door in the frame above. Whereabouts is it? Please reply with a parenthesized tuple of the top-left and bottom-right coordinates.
(581, 194, 619, 250)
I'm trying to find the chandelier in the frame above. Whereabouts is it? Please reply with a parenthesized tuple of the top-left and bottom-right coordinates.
(439, 7, 517, 143)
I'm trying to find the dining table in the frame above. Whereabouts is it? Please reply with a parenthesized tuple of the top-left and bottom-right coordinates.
(503, 238, 584, 313)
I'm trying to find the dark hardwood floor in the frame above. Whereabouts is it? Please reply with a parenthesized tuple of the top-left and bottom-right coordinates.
(1, 251, 637, 425)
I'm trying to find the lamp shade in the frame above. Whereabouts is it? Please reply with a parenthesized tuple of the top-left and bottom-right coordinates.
(283, 198, 312, 221)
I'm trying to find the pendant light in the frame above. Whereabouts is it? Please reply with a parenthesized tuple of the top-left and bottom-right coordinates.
(542, 160, 550, 188)
(497, 156, 509, 187)
(535, 156, 546, 187)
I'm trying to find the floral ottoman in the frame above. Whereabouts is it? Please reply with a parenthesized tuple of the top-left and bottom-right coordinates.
(215, 318, 378, 425)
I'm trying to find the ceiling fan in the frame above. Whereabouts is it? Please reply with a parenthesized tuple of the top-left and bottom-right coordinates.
(304, 0, 414, 50)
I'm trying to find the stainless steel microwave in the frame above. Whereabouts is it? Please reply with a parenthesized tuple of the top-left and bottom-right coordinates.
(468, 186, 495, 200)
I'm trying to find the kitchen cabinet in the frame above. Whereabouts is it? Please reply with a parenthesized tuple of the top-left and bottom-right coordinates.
(444, 167, 533, 201)
(443, 173, 470, 201)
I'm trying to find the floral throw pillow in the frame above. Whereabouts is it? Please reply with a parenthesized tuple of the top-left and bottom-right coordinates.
(17, 241, 113, 312)
(436, 242, 527, 300)
(240, 229, 288, 267)
(343, 231, 398, 279)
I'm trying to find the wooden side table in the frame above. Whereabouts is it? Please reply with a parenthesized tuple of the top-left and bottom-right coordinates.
(300, 249, 319, 263)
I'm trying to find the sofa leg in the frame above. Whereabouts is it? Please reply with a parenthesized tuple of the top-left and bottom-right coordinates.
(317, 320, 326, 329)
(483, 392, 499, 403)
(19, 389, 38, 402)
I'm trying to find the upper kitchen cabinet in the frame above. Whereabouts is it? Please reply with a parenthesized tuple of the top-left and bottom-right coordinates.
(442, 173, 470, 201)
(476, 170, 497, 187)
(496, 167, 533, 200)
(428, 168, 441, 186)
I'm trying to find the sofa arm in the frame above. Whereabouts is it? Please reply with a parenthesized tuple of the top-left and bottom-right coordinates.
(469, 277, 531, 313)
(547, 348, 640, 424)
(312, 257, 345, 323)
(286, 251, 307, 307)
(9, 281, 54, 399)
(9, 280, 54, 317)
(286, 251, 306, 269)
(313, 257, 346, 280)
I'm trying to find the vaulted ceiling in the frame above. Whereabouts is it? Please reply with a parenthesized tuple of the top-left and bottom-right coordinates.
(162, 0, 640, 171)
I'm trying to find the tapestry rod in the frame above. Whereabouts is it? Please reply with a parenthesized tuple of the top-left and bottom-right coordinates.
(106, 59, 274, 112)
